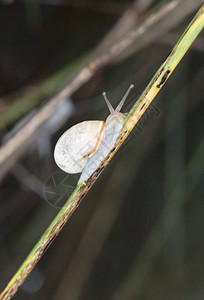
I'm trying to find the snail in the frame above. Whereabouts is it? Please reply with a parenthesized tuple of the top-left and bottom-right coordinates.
(54, 84, 134, 184)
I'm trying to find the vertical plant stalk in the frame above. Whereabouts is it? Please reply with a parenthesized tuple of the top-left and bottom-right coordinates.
(1, 4, 204, 300)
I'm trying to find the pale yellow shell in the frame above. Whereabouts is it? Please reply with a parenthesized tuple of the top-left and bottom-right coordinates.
(54, 120, 104, 173)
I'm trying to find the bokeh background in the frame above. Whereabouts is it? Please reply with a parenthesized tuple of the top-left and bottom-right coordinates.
(0, 1, 204, 299)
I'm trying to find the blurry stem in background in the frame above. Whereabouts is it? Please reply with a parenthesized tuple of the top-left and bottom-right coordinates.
(0, 4, 204, 300)
(113, 0, 203, 63)
(0, 0, 201, 181)
(0, 0, 162, 131)
(93, 0, 154, 55)
(112, 135, 204, 300)
(0, 0, 142, 131)
(0, 0, 138, 130)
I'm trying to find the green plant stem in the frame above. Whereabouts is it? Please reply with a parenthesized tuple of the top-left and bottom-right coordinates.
(1, 4, 204, 300)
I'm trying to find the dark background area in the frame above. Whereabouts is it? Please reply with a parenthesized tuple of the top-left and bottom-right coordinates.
(0, 1, 203, 299)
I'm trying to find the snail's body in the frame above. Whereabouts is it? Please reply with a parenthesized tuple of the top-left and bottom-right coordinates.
(78, 112, 125, 184)
(54, 84, 134, 184)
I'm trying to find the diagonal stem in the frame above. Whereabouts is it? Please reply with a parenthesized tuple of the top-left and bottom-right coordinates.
(0, 3, 204, 300)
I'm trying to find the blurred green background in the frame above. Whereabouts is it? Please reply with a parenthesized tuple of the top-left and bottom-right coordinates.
(0, 1, 203, 299)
